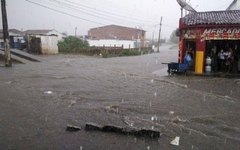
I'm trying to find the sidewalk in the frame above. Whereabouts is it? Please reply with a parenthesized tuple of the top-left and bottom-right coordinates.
(189, 71, 240, 78)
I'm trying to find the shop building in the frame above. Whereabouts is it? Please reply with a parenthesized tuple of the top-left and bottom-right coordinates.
(179, 10, 240, 74)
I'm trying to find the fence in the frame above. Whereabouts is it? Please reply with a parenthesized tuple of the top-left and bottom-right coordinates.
(62, 46, 152, 57)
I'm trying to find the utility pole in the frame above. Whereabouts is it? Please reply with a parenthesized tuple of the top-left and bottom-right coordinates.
(1, 0, 11, 67)
(75, 27, 77, 37)
(157, 16, 163, 53)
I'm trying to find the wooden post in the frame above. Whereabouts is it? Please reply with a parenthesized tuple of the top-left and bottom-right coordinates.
(1, 0, 11, 67)
(157, 17, 163, 53)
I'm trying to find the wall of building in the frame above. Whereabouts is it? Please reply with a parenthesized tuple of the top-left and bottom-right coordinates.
(40, 36, 58, 54)
(88, 39, 139, 49)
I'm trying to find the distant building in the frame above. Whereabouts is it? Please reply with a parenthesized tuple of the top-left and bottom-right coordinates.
(24, 29, 64, 41)
(25, 29, 64, 54)
(0, 29, 26, 49)
(88, 25, 146, 49)
(227, 0, 240, 10)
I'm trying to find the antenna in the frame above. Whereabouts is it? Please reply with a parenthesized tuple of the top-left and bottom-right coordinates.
(176, 0, 197, 17)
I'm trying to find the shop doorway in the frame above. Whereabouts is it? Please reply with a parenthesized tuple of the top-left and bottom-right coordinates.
(185, 40, 196, 70)
(206, 40, 240, 73)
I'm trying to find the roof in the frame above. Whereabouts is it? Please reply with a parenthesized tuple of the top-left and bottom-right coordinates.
(0, 29, 23, 35)
(24, 29, 54, 35)
(9, 29, 23, 35)
(88, 25, 145, 40)
(182, 10, 240, 26)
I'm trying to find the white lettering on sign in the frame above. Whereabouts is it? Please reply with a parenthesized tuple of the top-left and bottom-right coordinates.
(203, 28, 240, 34)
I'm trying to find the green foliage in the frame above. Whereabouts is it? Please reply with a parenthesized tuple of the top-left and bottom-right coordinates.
(101, 50, 109, 58)
(119, 49, 139, 56)
(58, 36, 89, 53)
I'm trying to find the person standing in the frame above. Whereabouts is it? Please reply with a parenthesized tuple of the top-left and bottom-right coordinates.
(225, 48, 234, 73)
(211, 46, 218, 72)
(218, 49, 225, 72)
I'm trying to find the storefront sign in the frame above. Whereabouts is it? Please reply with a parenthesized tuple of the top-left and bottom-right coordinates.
(203, 28, 240, 35)
(202, 28, 240, 40)
(182, 28, 240, 40)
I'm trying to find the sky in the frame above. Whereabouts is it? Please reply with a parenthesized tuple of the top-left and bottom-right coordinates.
(1, 0, 234, 39)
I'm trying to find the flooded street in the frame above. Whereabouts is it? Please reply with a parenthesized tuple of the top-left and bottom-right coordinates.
(0, 44, 240, 150)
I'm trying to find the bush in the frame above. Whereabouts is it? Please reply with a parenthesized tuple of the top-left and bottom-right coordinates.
(101, 50, 109, 58)
(119, 49, 139, 56)
(58, 36, 89, 53)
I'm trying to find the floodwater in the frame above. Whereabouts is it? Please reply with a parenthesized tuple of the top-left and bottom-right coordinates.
(0, 44, 240, 150)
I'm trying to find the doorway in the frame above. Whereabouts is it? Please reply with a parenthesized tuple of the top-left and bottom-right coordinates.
(206, 40, 240, 73)
(185, 40, 196, 70)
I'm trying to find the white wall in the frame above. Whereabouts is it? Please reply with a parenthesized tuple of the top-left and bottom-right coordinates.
(39, 36, 58, 54)
(88, 39, 137, 49)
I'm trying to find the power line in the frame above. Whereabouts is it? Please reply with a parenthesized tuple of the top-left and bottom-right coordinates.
(26, 0, 177, 37)
(49, 0, 158, 26)
(64, 0, 157, 23)
(26, 0, 158, 29)
(48, 0, 151, 25)
(25, 0, 105, 25)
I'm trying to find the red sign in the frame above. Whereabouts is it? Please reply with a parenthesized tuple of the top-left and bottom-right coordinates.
(182, 28, 240, 40)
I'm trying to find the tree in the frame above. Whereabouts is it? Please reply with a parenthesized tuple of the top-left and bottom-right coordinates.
(58, 36, 89, 52)
(169, 29, 179, 44)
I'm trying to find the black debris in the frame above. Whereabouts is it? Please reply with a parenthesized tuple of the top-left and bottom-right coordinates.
(85, 122, 103, 131)
(66, 125, 81, 132)
(85, 123, 161, 139)
(102, 125, 123, 133)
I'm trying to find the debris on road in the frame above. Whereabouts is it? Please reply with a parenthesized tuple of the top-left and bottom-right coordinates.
(172, 116, 188, 124)
(234, 79, 240, 85)
(44, 91, 53, 95)
(136, 129, 160, 138)
(66, 125, 81, 132)
(85, 122, 103, 131)
(102, 125, 123, 133)
(170, 136, 180, 146)
(123, 116, 134, 127)
(151, 115, 158, 121)
(68, 100, 77, 108)
(85, 122, 161, 139)
(105, 105, 119, 113)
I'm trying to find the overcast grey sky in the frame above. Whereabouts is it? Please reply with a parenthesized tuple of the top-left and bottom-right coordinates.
(1, 0, 233, 39)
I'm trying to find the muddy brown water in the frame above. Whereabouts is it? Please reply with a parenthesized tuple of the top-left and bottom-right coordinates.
(0, 44, 240, 149)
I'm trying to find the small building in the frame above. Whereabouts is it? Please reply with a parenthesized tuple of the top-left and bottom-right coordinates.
(0, 29, 26, 49)
(179, 10, 240, 74)
(25, 29, 63, 54)
(88, 25, 146, 49)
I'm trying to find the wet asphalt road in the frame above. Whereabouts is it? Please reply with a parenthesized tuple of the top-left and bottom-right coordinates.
(0, 44, 240, 150)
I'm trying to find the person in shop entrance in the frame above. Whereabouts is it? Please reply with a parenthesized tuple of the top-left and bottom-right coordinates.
(210, 46, 218, 72)
(218, 49, 225, 72)
(225, 48, 234, 73)
(184, 51, 192, 68)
